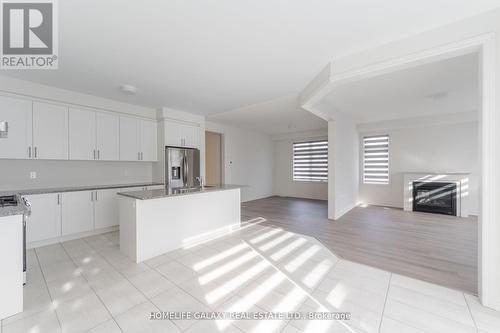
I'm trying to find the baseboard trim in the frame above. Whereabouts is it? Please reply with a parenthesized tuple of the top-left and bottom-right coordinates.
(332, 203, 356, 220)
(27, 226, 119, 249)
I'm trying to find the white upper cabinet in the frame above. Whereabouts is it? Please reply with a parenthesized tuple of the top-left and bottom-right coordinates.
(182, 124, 199, 148)
(1, 95, 156, 162)
(141, 119, 157, 161)
(69, 108, 120, 161)
(119, 116, 141, 161)
(164, 120, 182, 147)
(164, 120, 199, 149)
(0, 95, 32, 159)
(96, 112, 119, 161)
(120, 116, 158, 161)
(69, 108, 96, 160)
(32, 102, 68, 160)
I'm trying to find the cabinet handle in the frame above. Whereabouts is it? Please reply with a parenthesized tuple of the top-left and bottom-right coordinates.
(34, 146, 37, 158)
(93, 149, 96, 160)
(28, 146, 32, 158)
(97, 150, 100, 160)
(57, 194, 60, 205)
(95, 191, 98, 201)
(91, 191, 94, 201)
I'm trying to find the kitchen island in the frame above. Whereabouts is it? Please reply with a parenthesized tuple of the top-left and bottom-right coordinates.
(117, 185, 241, 263)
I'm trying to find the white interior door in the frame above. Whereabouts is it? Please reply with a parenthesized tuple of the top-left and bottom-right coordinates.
(33, 102, 69, 160)
(24, 193, 62, 244)
(61, 191, 95, 236)
(0, 96, 32, 159)
(69, 108, 96, 160)
(119, 116, 141, 161)
(141, 119, 157, 161)
(96, 112, 119, 161)
(94, 189, 119, 229)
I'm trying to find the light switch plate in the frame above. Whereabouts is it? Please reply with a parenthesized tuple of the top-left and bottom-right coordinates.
(30, 171, 37, 179)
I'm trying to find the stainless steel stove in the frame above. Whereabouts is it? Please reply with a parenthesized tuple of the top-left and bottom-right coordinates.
(0, 195, 17, 207)
(0, 195, 30, 285)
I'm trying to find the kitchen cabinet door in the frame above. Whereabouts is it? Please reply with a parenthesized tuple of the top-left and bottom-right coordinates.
(0, 95, 32, 159)
(182, 124, 199, 149)
(61, 190, 95, 236)
(96, 112, 119, 161)
(141, 119, 157, 161)
(119, 116, 141, 161)
(94, 189, 119, 229)
(33, 102, 69, 160)
(164, 120, 182, 147)
(24, 193, 62, 243)
(69, 108, 96, 160)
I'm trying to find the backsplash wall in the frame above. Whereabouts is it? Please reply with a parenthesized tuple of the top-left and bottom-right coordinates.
(0, 159, 153, 191)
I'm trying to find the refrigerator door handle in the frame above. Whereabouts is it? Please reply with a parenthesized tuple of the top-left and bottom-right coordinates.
(182, 152, 188, 185)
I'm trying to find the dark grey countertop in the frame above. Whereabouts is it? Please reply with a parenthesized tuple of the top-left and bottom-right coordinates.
(0, 182, 164, 217)
(117, 184, 242, 200)
(0, 182, 164, 197)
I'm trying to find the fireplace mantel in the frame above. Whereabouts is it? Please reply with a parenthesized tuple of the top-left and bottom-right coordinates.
(403, 172, 470, 217)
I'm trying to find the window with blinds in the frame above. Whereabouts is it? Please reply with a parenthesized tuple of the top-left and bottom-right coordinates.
(363, 135, 389, 184)
(293, 140, 328, 182)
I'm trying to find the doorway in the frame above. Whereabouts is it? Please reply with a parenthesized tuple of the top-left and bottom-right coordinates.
(205, 131, 223, 185)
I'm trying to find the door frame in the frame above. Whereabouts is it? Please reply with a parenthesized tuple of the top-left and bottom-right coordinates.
(205, 130, 225, 185)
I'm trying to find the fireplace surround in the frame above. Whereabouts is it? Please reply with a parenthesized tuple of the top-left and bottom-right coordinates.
(403, 173, 470, 217)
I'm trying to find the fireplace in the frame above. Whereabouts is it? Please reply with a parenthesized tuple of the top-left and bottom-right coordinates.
(412, 182, 457, 216)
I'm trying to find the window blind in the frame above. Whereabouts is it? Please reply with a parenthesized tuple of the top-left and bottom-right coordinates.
(293, 140, 328, 182)
(363, 135, 389, 184)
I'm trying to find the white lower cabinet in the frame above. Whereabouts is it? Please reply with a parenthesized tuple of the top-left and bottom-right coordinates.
(24, 193, 62, 243)
(94, 188, 119, 229)
(62, 190, 95, 236)
(25, 185, 157, 244)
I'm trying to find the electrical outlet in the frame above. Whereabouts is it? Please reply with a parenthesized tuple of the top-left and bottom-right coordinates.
(30, 171, 37, 179)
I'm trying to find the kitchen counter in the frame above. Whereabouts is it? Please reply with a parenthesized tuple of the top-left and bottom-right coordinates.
(0, 182, 164, 197)
(117, 184, 242, 200)
(119, 185, 241, 262)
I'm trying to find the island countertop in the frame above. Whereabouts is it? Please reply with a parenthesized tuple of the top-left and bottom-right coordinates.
(117, 184, 243, 200)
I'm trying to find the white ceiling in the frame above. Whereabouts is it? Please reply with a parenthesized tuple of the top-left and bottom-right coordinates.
(208, 95, 326, 134)
(1, 0, 499, 116)
(322, 53, 479, 124)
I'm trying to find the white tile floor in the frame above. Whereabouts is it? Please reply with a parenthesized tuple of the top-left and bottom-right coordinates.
(1, 224, 500, 333)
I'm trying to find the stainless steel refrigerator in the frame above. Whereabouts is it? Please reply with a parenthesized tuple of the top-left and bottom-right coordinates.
(165, 146, 200, 188)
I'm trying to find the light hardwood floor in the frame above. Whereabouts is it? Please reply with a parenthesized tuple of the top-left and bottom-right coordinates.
(241, 196, 478, 294)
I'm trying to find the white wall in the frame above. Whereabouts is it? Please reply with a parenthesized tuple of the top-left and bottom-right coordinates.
(328, 114, 359, 219)
(272, 130, 328, 200)
(358, 118, 480, 215)
(206, 121, 274, 202)
(302, 8, 500, 309)
(0, 76, 156, 191)
(0, 76, 156, 118)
